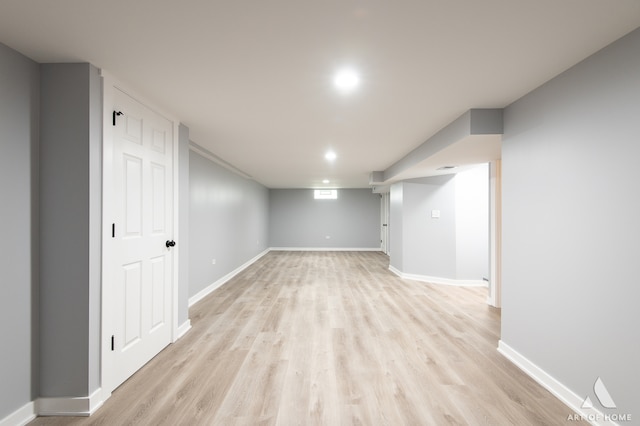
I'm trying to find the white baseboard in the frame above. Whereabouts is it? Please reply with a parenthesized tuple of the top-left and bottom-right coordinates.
(497, 341, 619, 426)
(269, 247, 382, 252)
(176, 319, 191, 340)
(1, 390, 105, 423)
(0, 401, 35, 426)
(388, 265, 488, 287)
(189, 249, 270, 307)
(36, 388, 103, 417)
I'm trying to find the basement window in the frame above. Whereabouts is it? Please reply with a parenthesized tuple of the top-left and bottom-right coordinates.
(314, 189, 338, 200)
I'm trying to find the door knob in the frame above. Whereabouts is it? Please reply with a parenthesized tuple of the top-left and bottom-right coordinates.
(166, 240, 176, 248)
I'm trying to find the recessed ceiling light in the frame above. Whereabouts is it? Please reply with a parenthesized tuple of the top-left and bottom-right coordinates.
(437, 165, 458, 170)
(322, 179, 330, 184)
(325, 151, 337, 161)
(333, 68, 360, 93)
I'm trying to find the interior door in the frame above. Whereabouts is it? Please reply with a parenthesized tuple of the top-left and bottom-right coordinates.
(110, 88, 174, 389)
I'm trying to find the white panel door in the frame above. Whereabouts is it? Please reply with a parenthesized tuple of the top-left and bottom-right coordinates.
(111, 88, 174, 389)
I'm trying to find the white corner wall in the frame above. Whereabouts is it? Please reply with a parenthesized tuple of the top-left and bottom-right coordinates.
(455, 164, 489, 280)
(389, 169, 489, 285)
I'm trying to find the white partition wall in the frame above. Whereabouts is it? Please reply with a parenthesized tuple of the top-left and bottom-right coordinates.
(389, 167, 490, 286)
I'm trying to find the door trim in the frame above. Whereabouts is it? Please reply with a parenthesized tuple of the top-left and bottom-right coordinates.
(100, 71, 180, 401)
(488, 159, 502, 308)
(380, 192, 390, 255)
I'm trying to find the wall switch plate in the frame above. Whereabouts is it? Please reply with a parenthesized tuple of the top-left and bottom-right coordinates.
(431, 210, 441, 218)
(212, 259, 216, 265)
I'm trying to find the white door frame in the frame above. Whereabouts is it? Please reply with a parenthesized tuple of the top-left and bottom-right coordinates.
(380, 192, 390, 255)
(100, 71, 181, 401)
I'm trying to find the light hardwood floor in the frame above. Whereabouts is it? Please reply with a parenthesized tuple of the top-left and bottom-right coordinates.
(31, 251, 584, 425)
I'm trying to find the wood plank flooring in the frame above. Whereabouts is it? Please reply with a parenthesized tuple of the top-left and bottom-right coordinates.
(31, 251, 584, 425)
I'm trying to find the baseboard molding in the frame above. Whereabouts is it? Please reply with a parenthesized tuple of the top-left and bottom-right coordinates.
(0, 401, 35, 426)
(498, 341, 619, 426)
(388, 265, 488, 287)
(270, 247, 382, 252)
(36, 388, 104, 417)
(189, 249, 270, 307)
(176, 319, 191, 340)
(1, 390, 108, 424)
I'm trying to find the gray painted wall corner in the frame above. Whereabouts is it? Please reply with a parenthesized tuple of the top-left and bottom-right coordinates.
(188, 149, 270, 300)
(39, 63, 102, 398)
(0, 41, 40, 420)
(501, 27, 640, 417)
(402, 176, 457, 278)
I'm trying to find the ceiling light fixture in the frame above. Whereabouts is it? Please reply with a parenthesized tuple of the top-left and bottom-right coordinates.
(325, 151, 337, 161)
(322, 179, 330, 184)
(333, 68, 360, 93)
(437, 165, 458, 170)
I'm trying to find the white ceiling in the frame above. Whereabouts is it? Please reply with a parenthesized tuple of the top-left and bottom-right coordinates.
(1, 0, 639, 188)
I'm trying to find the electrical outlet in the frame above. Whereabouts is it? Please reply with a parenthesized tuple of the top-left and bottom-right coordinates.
(211, 259, 216, 265)
(325, 235, 331, 239)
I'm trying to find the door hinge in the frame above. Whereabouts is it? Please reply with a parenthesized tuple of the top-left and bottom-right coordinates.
(113, 110, 123, 126)
(112, 223, 116, 238)
(111, 335, 115, 351)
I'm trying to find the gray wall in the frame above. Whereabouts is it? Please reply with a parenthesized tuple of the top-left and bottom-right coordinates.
(0, 42, 39, 420)
(403, 177, 457, 278)
(389, 177, 458, 277)
(178, 124, 190, 326)
(269, 189, 381, 249)
(189, 150, 269, 299)
(39, 63, 102, 397)
(502, 28, 640, 416)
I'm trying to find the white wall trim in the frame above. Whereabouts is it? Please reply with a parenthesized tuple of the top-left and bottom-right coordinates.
(100, 70, 117, 401)
(189, 249, 270, 307)
(36, 388, 104, 417)
(189, 141, 253, 180)
(389, 265, 488, 287)
(176, 319, 192, 341)
(498, 341, 617, 426)
(270, 247, 382, 252)
(0, 402, 35, 426)
(488, 159, 502, 308)
(171, 119, 181, 344)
